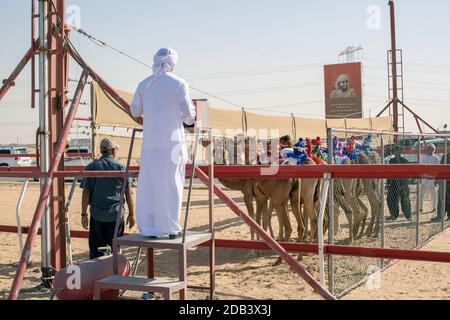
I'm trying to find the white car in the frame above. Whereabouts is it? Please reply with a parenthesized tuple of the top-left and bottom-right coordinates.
(64, 146, 93, 168)
(0, 147, 33, 167)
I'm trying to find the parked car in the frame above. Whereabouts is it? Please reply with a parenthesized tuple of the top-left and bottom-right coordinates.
(0, 147, 32, 167)
(64, 146, 93, 168)
(64, 146, 93, 182)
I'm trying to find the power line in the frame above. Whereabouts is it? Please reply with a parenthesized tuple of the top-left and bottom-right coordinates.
(54, 4, 450, 121)
(70, 26, 249, 110)
(210, 82, 322, 97)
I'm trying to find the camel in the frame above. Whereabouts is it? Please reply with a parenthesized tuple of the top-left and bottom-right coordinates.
(357, 151, 382, 238)
(332, 156, 368, 243)
(206, 135, 296, 241)
(260, 135, 322, 244)
(204, 135, 259, 240)
(330, 144, 383, 242)
(203, 134, 325, 254)
(255, 177, 302, 243)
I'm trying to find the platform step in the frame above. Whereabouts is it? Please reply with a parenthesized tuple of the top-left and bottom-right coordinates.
(95, 275, 185, 300)
(114, 231, 212, 250)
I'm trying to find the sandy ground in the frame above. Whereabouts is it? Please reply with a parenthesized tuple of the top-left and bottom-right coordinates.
(344, 227, 450, 300)
(0, 181, 448, 300)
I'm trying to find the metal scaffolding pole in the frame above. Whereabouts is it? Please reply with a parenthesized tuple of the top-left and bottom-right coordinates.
(9, 70, 89, 300)
(389, 0, 399, 133)
(38, 0, 52, 279)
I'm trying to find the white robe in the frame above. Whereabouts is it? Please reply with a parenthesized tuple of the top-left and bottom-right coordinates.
(131, 72, 196, 237)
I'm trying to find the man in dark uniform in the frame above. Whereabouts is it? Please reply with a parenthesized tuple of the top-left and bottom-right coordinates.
(80, 137, 135, 259)
(386, 146, 412, 221)
(433, 151, 450, 222)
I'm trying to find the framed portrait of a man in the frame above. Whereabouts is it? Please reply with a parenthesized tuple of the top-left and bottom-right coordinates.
(324, 62, 362, 119)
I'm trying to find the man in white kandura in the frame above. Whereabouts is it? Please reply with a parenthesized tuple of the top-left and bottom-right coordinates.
(419, 143, 441, 214)
(130, 48, 196, 239)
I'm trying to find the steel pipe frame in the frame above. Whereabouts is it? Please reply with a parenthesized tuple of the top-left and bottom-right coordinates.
(3, 0, 444, 300)
(1, 164, 450, 180)
(193, 166, 336, 300)
(0, 41, 39, 101)
(16, 179, 29, 257)
(2, 226, 449, 264)
(38, 0, 52, 276)
(327, 128, 335, 292)
(317, 174, 331, 286)
(331, 127, 448, 137)
(0, 153, 90, 158)
(389, 0, 399, 133)
(8, 71, 89, 300)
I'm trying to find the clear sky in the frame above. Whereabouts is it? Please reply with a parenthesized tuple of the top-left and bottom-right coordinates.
(1, 0, 449, 144)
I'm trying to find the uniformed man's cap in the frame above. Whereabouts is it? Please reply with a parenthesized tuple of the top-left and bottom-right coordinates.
(100, 137, 120, 152)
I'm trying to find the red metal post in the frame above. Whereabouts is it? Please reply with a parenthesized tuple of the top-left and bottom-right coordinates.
(194, 167, 336, 300)
(2, 226, 449, 264)
(415, 116, 424, 134)
(376, 99, 393, 118)
(2, 164, 450, 180)
(45, 0, 68, 271)
(90, 72, 143, 125)
(31, 0, 36, 109)
(147, 248, 154, 279)
(8, 71, 89, 300)
(389, 0, 399, 132)
(0, 42, 38, 101)
(399, 100, 439, 133)
(208, 132, 215, 300)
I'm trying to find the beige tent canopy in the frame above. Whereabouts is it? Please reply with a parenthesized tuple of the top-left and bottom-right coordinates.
(245, 111, 293, 137)
(91, 83, 142, 129)
(90, 84, 393, 158)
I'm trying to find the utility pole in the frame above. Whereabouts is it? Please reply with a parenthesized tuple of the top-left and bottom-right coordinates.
(38, 0, 52, 286)
(339, 45, 363, 63)
(37, 0, 68, 287)
(389, 0, 399, 133)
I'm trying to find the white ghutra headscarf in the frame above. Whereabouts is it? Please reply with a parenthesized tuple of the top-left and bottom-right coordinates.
(146, 48, 178, 89)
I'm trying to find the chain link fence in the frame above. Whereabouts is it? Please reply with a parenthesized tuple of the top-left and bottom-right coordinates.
(327, 128, 449, 296)
(185, 128, 449, 297)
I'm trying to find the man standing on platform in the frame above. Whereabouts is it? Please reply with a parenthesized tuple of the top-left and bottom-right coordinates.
(130, 48, 196, 239)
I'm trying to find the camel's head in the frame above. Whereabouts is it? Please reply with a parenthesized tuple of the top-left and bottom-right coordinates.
(279, 135, 293, 149)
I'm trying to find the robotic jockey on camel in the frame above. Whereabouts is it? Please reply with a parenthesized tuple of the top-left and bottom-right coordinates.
(130, 48, 196, 239)
(279, 135, 374, 165)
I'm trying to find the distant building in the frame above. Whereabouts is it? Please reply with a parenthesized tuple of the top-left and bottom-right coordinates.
(69, 138, 92, 148)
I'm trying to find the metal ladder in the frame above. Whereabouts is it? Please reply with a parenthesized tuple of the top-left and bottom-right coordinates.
(388, 49, 405, 133)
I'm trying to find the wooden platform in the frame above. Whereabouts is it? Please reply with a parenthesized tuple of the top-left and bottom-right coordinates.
(114, 231, 212, 250)
(95, 275, 185, 300)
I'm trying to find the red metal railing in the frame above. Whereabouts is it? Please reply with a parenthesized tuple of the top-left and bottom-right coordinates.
(0, 153, 91, 159)
(1, 226, 449, 264)
(1, 164, 449, 179)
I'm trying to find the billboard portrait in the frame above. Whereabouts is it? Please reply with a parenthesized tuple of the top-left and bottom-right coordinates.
(324, 62, 362, 119)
